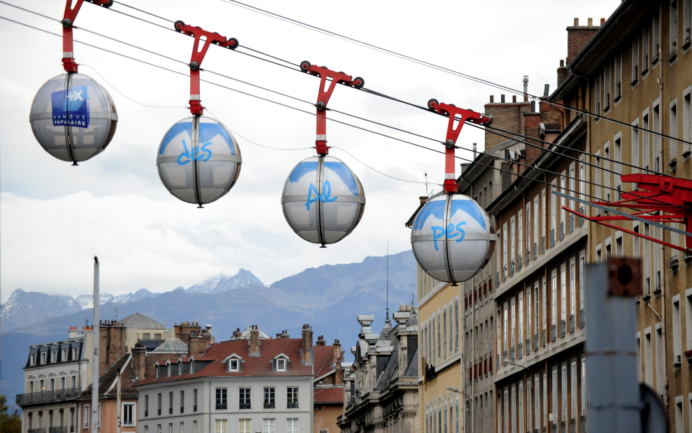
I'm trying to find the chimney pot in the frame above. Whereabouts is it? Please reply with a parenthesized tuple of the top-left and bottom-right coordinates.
(560, 59, 564, 67)
(250, 326, 260, 355)
(512, 95, 517, 103)
(574, 18, 579, 26)
(501, 94, 505, 103)
(419, 196, 428, 205)
(587, 18, 593, 26)
(490, 95, 494, 103)
(600, 18, 605, 25)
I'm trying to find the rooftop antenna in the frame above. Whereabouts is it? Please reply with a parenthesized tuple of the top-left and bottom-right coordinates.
(384, 238, 391, 330)
(425, 172, 429, 196)
(114, 308, 118, 322)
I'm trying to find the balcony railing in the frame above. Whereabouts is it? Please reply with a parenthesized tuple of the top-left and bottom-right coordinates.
(533, 334, 539, 351)
(670, 255, 680, 273)
(525, 249, 531, 266)
(510, 347, 515, 361)
(495, 273, 500, 288)
(16, 388, 80, 406)
(551, 324, 557, 342)
(559, 222, 565, 241)
(509, 261, 515, 277)
(541, 329, 546, 347)
(549, 230, 556, 248)
(569, 315, 575, 333)
(239, 403, 251, 410)
(517, 343, 523, 359)
(287, 402, 299, 409)
(49, 427, 68, 433)
(568, 215, 574, 234)
(532, 243, 537, 261)
(560, 320, 566, 338)
(540, 237, 545, 255)
(579, 310, 585, 328)
(502, 267, 507, 282)
(578, 207, 585, 227)
(526, 338, 531, 355)
(29, 429, 46, 433)
(517, 255, 523, 272)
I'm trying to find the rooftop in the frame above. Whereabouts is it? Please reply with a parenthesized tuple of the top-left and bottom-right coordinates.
(120, 312, 166, 330)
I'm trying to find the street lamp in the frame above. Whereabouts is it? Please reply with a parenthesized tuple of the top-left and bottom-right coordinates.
(446, 386, 471, 398)
(503, 359, 532, 373)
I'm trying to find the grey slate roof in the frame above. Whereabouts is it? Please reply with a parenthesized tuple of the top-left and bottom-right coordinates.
(120, 313, 166, 330)
(152, 338, 188, 354)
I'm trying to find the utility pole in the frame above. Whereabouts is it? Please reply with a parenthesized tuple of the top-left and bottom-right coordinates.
(92, 257, 100, 433)
(116, 371, 121, 433)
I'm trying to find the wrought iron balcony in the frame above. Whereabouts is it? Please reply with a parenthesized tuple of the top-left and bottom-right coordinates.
(550, 229, 556, 247)
(509, 261, 515, 278)
(578, 207, 585, 226)
(526, 338, 531, 355)
(495, 273, 500, 287)
(541, 330, 546, 347)
(540, 237, 545, 255)
(569, 315, 575, 333)
(684, 251, 692, 264)
(568, 215, 574, 234)
(510, 347, 515, 361)
(533, 334, 539, 351)
(560, 320, 566, 338)
(517, 343, 523, 359)
(579, 310, 585, 328)
(502, 267, 507, 282)
(525, 249, 531, 266)
(550, 324, 557, 342)
(532, 243, 537, 260)
(517, 255, 523, 271)
(287, 402, 299, 409)
(559, 222, 565, 241)
(16, 388, 80, 406)
(49, 427, 68, 433)
(28, 429, 46, 433)
(670, 255, 680, 273)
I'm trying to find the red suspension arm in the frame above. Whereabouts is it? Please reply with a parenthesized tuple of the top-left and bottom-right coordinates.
(61, 0, 112, 73)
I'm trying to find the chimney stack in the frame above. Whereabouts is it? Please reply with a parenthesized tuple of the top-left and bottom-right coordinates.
(232, 328, 242, 339)
(316, 334, 326, 346)
(250, 325, 260, 356)
(523, 75, 529, 102)
(301, 324, 313, 364)
(567, 18, 600, 64)
(334, 339, 343, 385)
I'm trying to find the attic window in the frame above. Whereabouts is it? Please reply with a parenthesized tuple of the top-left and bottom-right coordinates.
(41, 353, 46, 365)
(61, 349, 67, 361)
(190, 360, 195, 374)
(155, 365, 160, 379)
(179, 363, 183, 376)
(51, 350, 57, 363)
(30, 353, 36, 366)
(229, 360, 240, 372)
(72, 348, 78, 360)
(167, 364, 171, 377)
(277, 359, 287, 371)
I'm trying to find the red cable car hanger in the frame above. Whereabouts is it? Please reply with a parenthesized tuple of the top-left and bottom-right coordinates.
(559, 173, 692, 253)
(173, 20, 239, 115)
(61, 0, 113, 73)
(427, 99, 493, 194)
(299, 61, 364, 155)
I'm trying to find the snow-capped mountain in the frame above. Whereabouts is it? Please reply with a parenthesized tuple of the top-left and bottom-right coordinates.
(186, 269, 264, 294)
(0, 289, 83, 332)
(74, 289, 155, 309)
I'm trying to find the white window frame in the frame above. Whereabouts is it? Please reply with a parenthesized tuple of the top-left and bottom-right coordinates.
(122, 403, 136, 426)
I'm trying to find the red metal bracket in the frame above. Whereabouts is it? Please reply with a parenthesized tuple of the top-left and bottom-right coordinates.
(300, 61, 364, 155)
(427, 99, 493, 193)
(174, 21, 239, 116)
(563, 173, 692, 252)
(61, 0, 112, 73)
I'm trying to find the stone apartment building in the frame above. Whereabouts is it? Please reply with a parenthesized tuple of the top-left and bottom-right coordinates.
(549, 0, 692, 431)
(337, 306, 419, 433)
(134, 325, 343, 433)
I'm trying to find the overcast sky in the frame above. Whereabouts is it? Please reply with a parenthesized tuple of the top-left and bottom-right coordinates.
(0, 0, 620, 303)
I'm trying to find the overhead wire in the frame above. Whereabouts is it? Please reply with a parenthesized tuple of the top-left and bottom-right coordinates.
(80, 0, 676, 178)
(217, 0, 692, 148)
(1, 10, 687, 214)
(0, 14, 637, 209)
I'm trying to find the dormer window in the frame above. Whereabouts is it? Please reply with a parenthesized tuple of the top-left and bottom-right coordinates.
(72, 347, 78, 360)
(30, 353, 36, 366)
(155, 363, 160, 379)
(61, 349, 67, 361)
(273, 354, 289, 372)
(190, 360, 195, 374)
(223, 354, 243, 372)
(230, 360, 240, 372)
(51, 350, 57, 363)
(40, 353, 46, 365)
(167, 363, 171, 377)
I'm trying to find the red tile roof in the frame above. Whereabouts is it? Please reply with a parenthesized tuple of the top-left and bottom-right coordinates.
(314, 387, 344, 404)
(136, 339, 337, 386)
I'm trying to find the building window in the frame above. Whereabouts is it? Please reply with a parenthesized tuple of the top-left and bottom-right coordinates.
(143, 333, 151, 340)
(30, 353, 36, 366)
(83, 405, 89, 429)
(215, 420, 227, 433)
(454, 299, 459, 353)
(569, 259, 576, 318)
(122, 403, 135, 426)
(194, 389, 198, 412)
(193, 421, 197, 433)
(686, 290, 692, 353)
(437, 311, 441, 363)
(51, 350, 57, 363)
(645, 328, 653, 386)
(262, 419, 276, 433)
(443, 307, 447, 359)
(287, 387, 299, 409)
(264, 387, 275, 409)
(519, 292, 524, 346)
(673, 296, 683, 365)
(215, 388, 227, 410)
(61, 349, 67, 361)
(154, 333, 162, 340)
(239, 388, 251, 410)
(276, 358, 286, 371)
(169, 392, 173, 414)
(229, 359, 239, 372)
(180, 390, 185, 414)
(560, 265, 567, 329)
(551, 271, 557, 331)
(180, 422, 184, 433)
(503, 303, 508, 352)
(552, 367, 558, 428)
(41, 352, 46, 365)
(157, 393, 162, 416)
(144, 395, 149, 417)
(237, 420, 250, 433)
(286, 419, 299, 433)
(656, 324, 665, 394)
